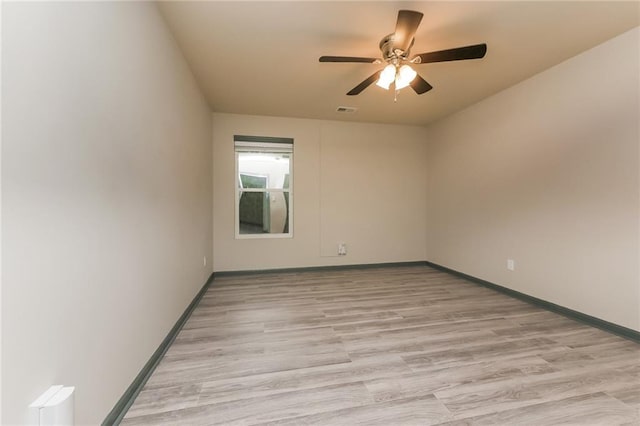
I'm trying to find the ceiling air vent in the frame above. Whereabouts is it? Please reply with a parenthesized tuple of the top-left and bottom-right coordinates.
(336, 106, 358, 113)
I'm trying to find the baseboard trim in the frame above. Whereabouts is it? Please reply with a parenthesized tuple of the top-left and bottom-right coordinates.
(102, 272, 215, 425)
(213, 261, 427, 277)
(425, 261, 640, 343)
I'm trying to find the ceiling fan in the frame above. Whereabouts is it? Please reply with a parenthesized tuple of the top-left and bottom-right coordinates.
(319, 10, 487, 97)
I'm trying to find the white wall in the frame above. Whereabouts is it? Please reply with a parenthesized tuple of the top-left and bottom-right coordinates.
(426, 28, 640, 331)
(213, 113, 426, 271)
(0, 0, 4, 420)
(1, 2, 212, 424)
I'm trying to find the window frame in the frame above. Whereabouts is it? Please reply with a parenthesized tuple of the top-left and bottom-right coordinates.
(234, 136, 293, 240)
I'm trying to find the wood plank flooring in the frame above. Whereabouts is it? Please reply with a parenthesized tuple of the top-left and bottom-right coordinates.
(121, 265, 640, 425)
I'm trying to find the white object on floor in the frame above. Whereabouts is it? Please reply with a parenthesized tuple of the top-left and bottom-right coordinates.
(30, 385, 74, 426)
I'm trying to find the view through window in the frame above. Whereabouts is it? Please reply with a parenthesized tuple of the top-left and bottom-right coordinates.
(234, 136, 293, 238)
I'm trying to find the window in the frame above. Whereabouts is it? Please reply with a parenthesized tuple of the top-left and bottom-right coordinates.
(235, 135, 293, 239)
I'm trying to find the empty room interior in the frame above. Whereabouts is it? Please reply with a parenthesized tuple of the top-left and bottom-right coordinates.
(2, 1, 639, 425)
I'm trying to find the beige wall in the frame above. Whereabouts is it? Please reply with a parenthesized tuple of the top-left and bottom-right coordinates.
(1, 2, 212, 424)
(212, 113, 426, 271)
(426, 28, 640, 330)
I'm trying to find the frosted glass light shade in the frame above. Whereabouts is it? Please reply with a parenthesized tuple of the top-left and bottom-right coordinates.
(376, 64, 396, 90)
(395, 65, 417, 90)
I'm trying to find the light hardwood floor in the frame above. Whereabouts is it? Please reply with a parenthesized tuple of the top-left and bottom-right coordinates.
(121, 265, 640, 425)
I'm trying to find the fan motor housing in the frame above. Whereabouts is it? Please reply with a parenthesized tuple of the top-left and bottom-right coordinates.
(379, 33, 414, 63)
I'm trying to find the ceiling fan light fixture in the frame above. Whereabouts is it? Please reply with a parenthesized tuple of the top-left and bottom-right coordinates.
(376, 64, 396, 90)
(321, 10, 486, 97)
(395, 64, 417, 90)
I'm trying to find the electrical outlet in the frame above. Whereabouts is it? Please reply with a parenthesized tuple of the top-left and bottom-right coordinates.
(507, 259, 515, 271)
(338, 243, 347, 256)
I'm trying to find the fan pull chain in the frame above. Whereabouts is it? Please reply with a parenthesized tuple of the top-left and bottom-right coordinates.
(394, 89, 398, 102)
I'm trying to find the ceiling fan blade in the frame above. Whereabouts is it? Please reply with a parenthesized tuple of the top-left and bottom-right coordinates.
(347, 70, 382, 96)
(393, 10, 424, 53)
(410, 74, 433, 94)
(414, 43, 487, 64)
(319, 56, 378, 63)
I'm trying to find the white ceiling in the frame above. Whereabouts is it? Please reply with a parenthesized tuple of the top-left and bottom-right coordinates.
(158, 1, 639, 126)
